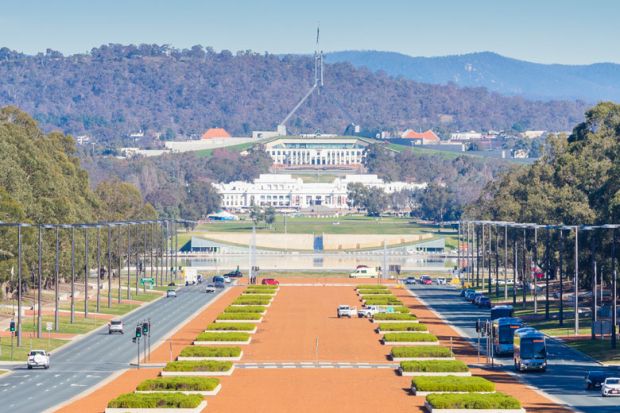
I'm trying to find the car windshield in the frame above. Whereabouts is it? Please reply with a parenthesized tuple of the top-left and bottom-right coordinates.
(29, 351, 44, 356)
(111, 320, 122, 325)
(607, 379, 620, 385)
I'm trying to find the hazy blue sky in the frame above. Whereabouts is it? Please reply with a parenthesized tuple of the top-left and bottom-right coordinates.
(1, 0, 618, 64)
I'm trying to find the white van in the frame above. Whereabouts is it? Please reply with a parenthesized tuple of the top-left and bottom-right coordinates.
(349, 266, 379, 278)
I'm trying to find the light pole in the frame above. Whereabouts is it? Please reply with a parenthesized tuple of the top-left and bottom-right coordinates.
(37, 225, 43, 338)
(602, 224, 619, 349)
(70, 225, 76, 323)
(83, 224, 89, 319)
(54, 225, 60, 331)
(107, 223, 112, 308)
(96, 225, 101, 313)
(17, 224, 28, 346)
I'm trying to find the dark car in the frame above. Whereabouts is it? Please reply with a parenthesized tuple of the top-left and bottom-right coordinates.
(585, 371, 610, 390)
(460, 288, 475, 297)
(470, 293, 484, 303)
(478, 297, 492, 308)
(224, 269, 243, 278)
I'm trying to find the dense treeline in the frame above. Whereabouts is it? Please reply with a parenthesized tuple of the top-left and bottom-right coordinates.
(0, 44, 587, 144)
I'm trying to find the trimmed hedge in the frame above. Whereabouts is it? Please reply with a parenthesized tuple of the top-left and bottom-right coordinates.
(196, 332, 250, 342)
(358, 290, 395, 295)
(400, 360, 469, 373)
(179, 346, 242, 358)
(384, 332, 438, 342)
(357, 285, 389, 290)
(216, 313, 262, 321)
(206, 322, 256, 331)
(379, 323, 428, 332)
(243, 290, 276, 295)
(163, 360, 233, 372)
(137, 377, 220, 391)
(224, 305, 266, 313)
(426, 393, 521, 409)
(239, 293, 273, 299)
(363, 297, 403, 305)
(232, 297, 271, 305)
(374, 313, 417, 321)
(391, 346, 453, 358)
(246, 285, 278, 290)
(413, 376, 495, 392)
(107, 393, 203, 408)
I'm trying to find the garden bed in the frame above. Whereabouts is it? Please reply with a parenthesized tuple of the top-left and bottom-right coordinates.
(223, 305, 266, 314)
(390, 346, 454, 361)
(105, 393, 206, 413)
(373, 313, 418, 322)
(363, 298, 403, 306)
(231, 299, 272, 306)
(377, 323, 428, 333)
(243, 290, 277, 295)
(136, 377, 221, 396)
(399, 360, 470, 377)
(206, 323, 257, 333)
(161, 360, 234, 377)
(178, 346, 242, 361)
(215, 313, 263, 322)
(424, 393, 524, 413)
(383, 332, 438, 346)
(411, 376, 495, 396)
(194, 332, 251, 345)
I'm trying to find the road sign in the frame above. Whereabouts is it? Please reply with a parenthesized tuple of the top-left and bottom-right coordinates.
(46, 322, 53, 332)
(140, 277, 154, 286)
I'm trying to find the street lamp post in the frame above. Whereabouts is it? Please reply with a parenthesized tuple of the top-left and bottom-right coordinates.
(84, 225, 89, 318)
(559, 228, 564, 327)
(512, 226, 518, 305)
(96, 225, 101, 313)
(107, 223, 112, 308)
(504, 223, 509, 300)
(37, 225, 43, 338)
(574, 226, 580, 335)
(70, 225, 76, 323)
(54, 226, 60, 331)
(127, 223, 131, 300)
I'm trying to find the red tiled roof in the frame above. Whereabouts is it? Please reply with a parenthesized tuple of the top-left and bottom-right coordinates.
(202, 128, 231, 139)
(402, 129, 440, 142)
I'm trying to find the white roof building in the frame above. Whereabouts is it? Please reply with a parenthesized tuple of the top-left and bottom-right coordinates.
(214, 174, 425, 210)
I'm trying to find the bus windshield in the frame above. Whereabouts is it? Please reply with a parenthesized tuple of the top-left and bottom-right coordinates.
(521, 339, 546, 359)
(491, 308, 513, 319)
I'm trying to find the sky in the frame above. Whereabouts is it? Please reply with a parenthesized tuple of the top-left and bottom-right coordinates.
(1, 0, 618, 65)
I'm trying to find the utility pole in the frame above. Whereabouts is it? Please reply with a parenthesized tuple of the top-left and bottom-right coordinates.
(504, 224, 508, 300)
(84, 225, 89, 318)
(71, 226, 75, 323)
(54, 226, 60, 331)
(611, 227, 617, 349)
(17, 224, 23, 347)
(37, 225, 42, 338)
(559, 229, 564, 327)
(107, 224, 112, 308)
(574, 226, 579, 335)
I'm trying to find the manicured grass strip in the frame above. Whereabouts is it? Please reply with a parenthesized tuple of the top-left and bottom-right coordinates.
(364, 297, 403, 305)
(384, 332, 438, 342)
(400, 360, 469, 373)
(374, 313, 417, 321)
(0, 337, 68, 362)
(232, 297, 271, 305)
(357, 285, 390, 290)
(163, 360, 233, 372)
(426, 393, 521, 409)
(137, 377, 220, 391)
(224, 305, 266, 313)
(196, 332, 250, 342)
(243, 290, 276, 295)
(358, 290, 395, 295)
(246, 285, 278, 290)
(179, 346, 241, 358)
(207, 322, 256, 331)
(391, 346, 453, 358)
(413, 376, 495, 392)
(216, 313, 262, 321)
(107, 393, 203, 408)
(379, 323, 428, 332)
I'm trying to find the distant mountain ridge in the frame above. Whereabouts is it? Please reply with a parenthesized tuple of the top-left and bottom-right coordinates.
(325, 51, 620, 102)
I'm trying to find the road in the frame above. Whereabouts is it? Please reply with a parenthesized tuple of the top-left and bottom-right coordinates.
(409, 285, 620, 413)
(0, 283, 225, 413)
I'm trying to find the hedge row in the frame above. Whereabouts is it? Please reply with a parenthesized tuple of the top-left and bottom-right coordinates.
(358, 290, 394, 295)
(224, 305, 266, 313)
(163, 360, 233, 372)
(179, 346, 241, 358)
(413, 376, 495, 392)
(356, 285, 389, 290)
(232, 297, 271, 305)
(238, 294, 273, 300)
(206, 322, 256, 331)
(426, 393, 520, 409)
(363, 297, 402, 305)
(246, 285, 278, 291)
(384, 333, 438, 342)
(374, 313, 417, 321)
(243, 290, 276, 295)
(137, 377, 220, 391)
(108, 393, 203, 408)
(379, 323, 428, 332)
(391, 346, 453, 358)
(400, 360, 469, 373)
(196, 332, 250, 342)
(216, 313, 262, 321)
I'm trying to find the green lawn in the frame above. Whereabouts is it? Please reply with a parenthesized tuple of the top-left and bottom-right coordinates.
(195, 142, 255, 158)
(59, 290, 162, 316)
(17, 315, 106, 335)
(0, 337, 68, 361)
(565, 339, 620, 365)
(293, 173, 340, 183)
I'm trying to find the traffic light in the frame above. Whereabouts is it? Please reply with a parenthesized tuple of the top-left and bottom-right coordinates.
(9, 320, 15, 332)
(135, 325, 142, 338)
(142, 322, 149, 335)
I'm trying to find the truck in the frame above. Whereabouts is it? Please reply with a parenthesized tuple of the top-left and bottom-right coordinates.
(337, 305, 357, 318)
(349, 266, 379, 278)
(357, 305, 385, 318)
(183, 268, 198, 285)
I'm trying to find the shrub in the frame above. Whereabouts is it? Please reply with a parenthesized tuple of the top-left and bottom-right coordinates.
(137, 377, 220, 391)
(400, 360, 469, 373)
(206, 322, 256, 331)
(374, 313, 417, 321)
(391, 306, 411, 313)
(232, 297, 271, 305)
(357, 285, 389, 290)
(426, 393, 521, 409)
(412, 376, 495, 392)
(379, 323, 428, 332)
(224, 305, 266, 313)
(363, 297, 402, 305)
(163, 360, 233, 372)
(179, 346, 242, 358)
(384, 332, 438, 342)
(216, 313, 262, 321)
(391, 346, 453, 358)
(107, 393, 203, 408)
(196, 332, 250, 342)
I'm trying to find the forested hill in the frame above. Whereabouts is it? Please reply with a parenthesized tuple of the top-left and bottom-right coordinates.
(326, 50, 620, 102)
(0, 45, 587, 143)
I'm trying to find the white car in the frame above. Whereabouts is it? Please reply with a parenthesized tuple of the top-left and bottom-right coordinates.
(223, 275, 232, 283)
(337, 305, 357, 318)
(357, 305, 385, 318)
(436, 277, 447, 285)
(166, 289, 177, 298)
(602, 377, 620, 397)
(205, 285, 216, 294)
(108, 319, 124, 334)
(349, 267, 378, 278)
(27, 349, 50, 369)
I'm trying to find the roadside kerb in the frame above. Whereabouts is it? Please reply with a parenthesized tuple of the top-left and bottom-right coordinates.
(135, 383, 222, 396)
(423, 401, 525, 413)
(105, 400, 207, 413)
(160, 365, 235, 377)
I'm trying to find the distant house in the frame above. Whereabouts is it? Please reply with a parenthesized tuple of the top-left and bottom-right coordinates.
(450, 131, 483, 141)
(202, 128, 231, 139)
(512, 149, 530, 159)
(401, 129, 441, 145)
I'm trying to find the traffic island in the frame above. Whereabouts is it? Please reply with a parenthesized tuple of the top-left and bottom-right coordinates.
(223, 305, 267, 315)
(177, 346, 243, 361)
(399, 360, 471, 377)
(135, 377, 222, 396)
(105, 393, 207, 413)
(390, 346, 455, 361)
(377, 322, 429, 333)
(215, 313, 263, 323)
(410, 376, 495, 396)
(160, 360, 235, 377)
(372, 313, 418, 323)
(382, 332, 439, 346)
(193, 332, 252, 345)
(206, 322, 258, 334)
(423, 393, 525, 413)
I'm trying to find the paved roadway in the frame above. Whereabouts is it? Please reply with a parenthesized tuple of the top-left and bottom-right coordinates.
(0, 283, 224, 413)
(409, 285, 620, 413)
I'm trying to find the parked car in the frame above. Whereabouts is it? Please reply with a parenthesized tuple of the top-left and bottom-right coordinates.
(601, 377, 620, 397)
(213, 275, 226, 288)
(464, 290, 477, 300)
(262, 278, 279, 285)
(420, 275, 432, 285)
(461, 288, 475, 297)
(350, 267, 378, 278)
(478, 297, 492, 308)
(108, 319, 124, 334)
(205, 285, 216, 294)
(585, 371, 610, 390)
(27, 349, 50, 369)
(166, 289, 177, 298)
(337, 305, 356, 318)
(223, 275, 232, 283)
(470, 293, 484, 303)
(357, 305, 385, 318)
(404, 277, 417, 285)
(224, 268, 243, 278)
(436, 277, 447, 285)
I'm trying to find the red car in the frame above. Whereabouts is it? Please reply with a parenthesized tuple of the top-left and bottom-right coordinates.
(261, 278, 279, 285)
(420, 275, 433, 285)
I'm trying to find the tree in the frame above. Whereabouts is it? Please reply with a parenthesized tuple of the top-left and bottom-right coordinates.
(414, 184, 461, 222)
(264, 207, 276, 228)
(249, 206, 264, 227)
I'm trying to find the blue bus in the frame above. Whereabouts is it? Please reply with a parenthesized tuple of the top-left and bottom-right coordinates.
(491, 305, 514, 320)
(514, 330, 547, 372)
(492, 317, 523, 355)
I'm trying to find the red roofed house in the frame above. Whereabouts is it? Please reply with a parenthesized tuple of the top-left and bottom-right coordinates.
(401, 129, 440, 145)
(202, 128, 231, 140)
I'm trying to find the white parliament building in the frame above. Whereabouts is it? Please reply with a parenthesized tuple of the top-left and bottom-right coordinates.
(214, 174, 425, 210)
(262, 136, 370, 168)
